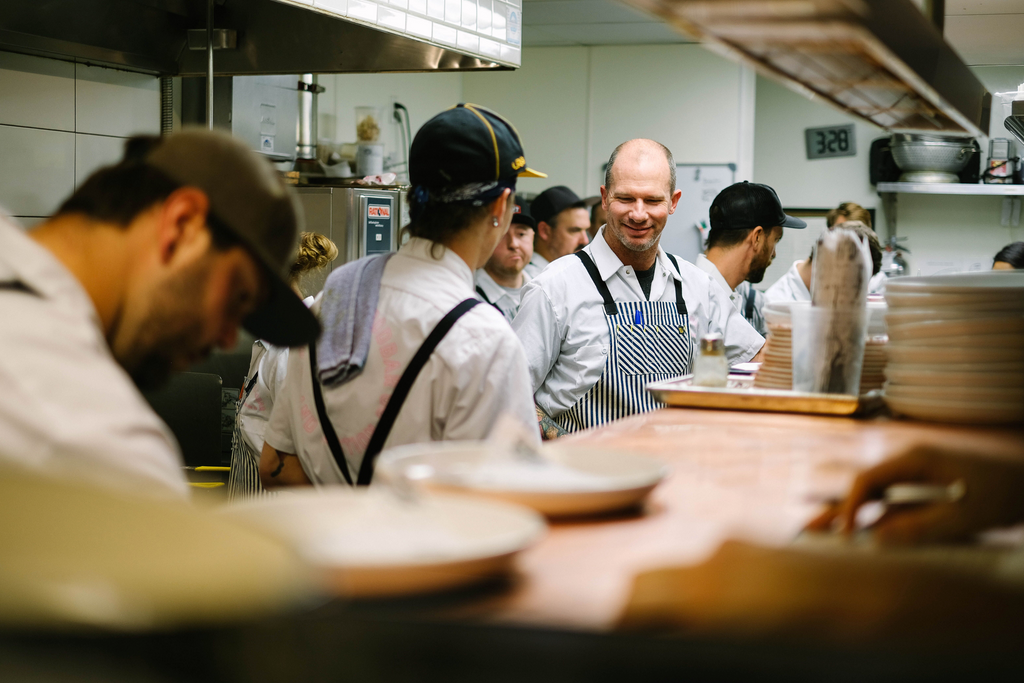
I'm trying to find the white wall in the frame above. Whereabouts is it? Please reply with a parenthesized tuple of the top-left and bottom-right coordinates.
(319, 45, 751, 204)
(0, 51, 160, 225)
(753, 66, 1024, 279)
(316, 71, 463, 182)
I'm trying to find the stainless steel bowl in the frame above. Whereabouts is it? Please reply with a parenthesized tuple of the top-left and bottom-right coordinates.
(889, 133, 975, 183)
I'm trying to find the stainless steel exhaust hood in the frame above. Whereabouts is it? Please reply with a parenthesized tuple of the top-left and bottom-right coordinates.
(1006, 101, 1024, 149)
(620, 0, 990, 137)
(0, 0, 520, 76)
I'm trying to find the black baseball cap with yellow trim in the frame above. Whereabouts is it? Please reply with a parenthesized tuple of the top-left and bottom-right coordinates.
(410, 103, 546, 190)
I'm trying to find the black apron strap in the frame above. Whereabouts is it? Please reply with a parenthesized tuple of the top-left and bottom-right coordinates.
(357, 298, 482, 486)
(308, 343, 355, 486)
(745, 286, 757, 322)
(574, 251, 617, 316)
(475, 285, 503, 314)
(665, 254, 688, 316)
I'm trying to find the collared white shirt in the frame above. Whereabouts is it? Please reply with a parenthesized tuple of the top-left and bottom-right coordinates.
(264, 237, 539, 486)
(523, 252, 550, 279)
(764, 260, 811, 305)
(513, 228, 764, 419)
(694, 254, 767, 336)
(474, 268, 531, 324)
(0, 215, 188, 499)
(869, 271, 887, 295)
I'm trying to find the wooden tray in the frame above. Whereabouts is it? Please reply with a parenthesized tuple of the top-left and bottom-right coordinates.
(647, 375, 860, 416)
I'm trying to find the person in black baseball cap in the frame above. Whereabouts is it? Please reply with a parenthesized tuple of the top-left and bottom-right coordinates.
(259, 104, 548, 490)
(695, 181, 806, 335)
(475, 194, 536, 323)
(525, 185, 591, 277)
(0, 127, 315, 498)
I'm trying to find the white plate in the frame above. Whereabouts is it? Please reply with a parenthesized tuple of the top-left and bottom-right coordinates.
(885, 395, 1024, 425)
(377, 441, 668, 518)
(222, 489, 545, 598)
(886, 292, 1024, 312)
(885, 271, 1024, 293)
(887, 316, 1024, 341)
(885, 366, 1024, 387)
(885, 345, 1022, 365)
(887, 361, 1024, 374)
(0, 466, 311, 630)
(887, 333, 1024, 348)
(885, 308, 1019, 326)
(885, 383, 1024, 403)
(730, 362, 761, 375)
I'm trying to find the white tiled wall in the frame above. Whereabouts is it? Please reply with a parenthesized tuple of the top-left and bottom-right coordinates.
(0, 51, 160, 225)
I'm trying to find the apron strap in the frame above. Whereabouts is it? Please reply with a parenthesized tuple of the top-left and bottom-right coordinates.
(357, 298, 482, 486)
(308, 343, 355, 486)
(665, 254, 688, 317)
(744, 285, 757, 322)
(575, 251, 617, 316)
(475, 285, 503, 315)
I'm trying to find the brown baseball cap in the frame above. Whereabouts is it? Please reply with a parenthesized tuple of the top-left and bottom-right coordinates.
(145, 128, 319, 347)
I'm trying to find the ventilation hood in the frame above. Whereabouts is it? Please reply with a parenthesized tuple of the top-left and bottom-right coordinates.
(0, 0, 520, 76)
(620, 0, 990, 137)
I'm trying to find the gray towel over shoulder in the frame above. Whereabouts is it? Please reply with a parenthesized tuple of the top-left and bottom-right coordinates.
(316, 252, 395, 387)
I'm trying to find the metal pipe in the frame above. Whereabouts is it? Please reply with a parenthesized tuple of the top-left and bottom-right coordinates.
(296, 74, 317, 160)
(206, 0, 214, 129)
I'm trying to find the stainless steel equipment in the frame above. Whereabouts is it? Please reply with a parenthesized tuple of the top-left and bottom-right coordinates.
(985, 138, 1017, 184)
(889, 134, 976, 183)
(295, 181, 407, 294)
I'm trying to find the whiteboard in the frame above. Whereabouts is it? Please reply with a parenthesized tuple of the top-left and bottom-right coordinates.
(659, 164, 736, 264)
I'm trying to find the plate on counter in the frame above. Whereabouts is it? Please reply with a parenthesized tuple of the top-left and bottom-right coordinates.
(222, 489, 545, 598)
(885, 395, 1024, 425)
(377, 441, 668, 518)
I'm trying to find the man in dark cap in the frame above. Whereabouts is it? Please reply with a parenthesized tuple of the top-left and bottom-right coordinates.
(0, 128, 317, 498)
(524, 185, 591, 277)
(475, 194, 536, 323)
(695, 181, 807, 335)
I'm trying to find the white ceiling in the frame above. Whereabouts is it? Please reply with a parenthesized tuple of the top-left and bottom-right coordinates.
(522, 0, 1024, 66)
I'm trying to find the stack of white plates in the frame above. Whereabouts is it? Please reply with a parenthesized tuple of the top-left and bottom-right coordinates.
(859, 337, 889, 393)
(884, 272, 1024, 424)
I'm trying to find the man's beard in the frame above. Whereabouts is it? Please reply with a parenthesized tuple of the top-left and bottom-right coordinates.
(115, 261, 213, 391)
(746, 242, 775, 284)
(609, 221, 660, 253)
(487, 254, 526, 281)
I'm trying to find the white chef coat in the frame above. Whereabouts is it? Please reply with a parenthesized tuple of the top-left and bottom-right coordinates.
(264, 237, 539, 486)
(513, 228, 765, 419)
(694, 254, 768, 336)
(474, 268, 531, 324)
(764, 260, 811, 305)
(0, 215, 188, 499)
(869, 270, 888, 295)
(523, 252, 550, 279)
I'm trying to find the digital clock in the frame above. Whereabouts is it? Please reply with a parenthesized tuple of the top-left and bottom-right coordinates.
(805, 124, 856, 160)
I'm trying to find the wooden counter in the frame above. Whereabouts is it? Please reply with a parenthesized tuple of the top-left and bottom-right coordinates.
(463, 408, 1024, 631)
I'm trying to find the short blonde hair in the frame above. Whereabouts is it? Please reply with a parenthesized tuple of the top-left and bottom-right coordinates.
(826, 202, 872, 228)
(289, 232, 338, 284)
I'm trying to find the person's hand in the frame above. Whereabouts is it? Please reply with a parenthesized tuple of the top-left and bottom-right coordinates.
(806, 445, 1024, 545)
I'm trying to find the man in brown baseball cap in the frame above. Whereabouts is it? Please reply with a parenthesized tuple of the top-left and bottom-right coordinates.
(0, 127, 316, 499)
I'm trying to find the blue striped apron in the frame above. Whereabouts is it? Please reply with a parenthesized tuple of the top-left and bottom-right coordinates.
(555, 252, 692, 433)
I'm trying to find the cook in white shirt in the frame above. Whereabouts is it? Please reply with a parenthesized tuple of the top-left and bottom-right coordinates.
(764, 259, 811, 304)
(514, 140, 764, 436)
(523, 186, 590, 278)
(474, 195, 536, 324)
(695, 254, 769, 336)
(260, 103, 545, 488)
(0, 130, 317, 499)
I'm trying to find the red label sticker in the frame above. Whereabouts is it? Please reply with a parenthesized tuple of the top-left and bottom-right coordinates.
(368, 206, 391, 218)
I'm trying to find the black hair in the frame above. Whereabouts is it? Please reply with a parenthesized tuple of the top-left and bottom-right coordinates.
(706, 204, 773, 250)
(994, 241, 1024, 269)
(54, 135, 239, 250)
(405, 195, 493, 253)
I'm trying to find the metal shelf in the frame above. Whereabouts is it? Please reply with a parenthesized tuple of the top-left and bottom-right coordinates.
(876, 182, 1024, 196)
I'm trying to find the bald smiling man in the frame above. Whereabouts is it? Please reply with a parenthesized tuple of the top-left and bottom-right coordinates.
(513, 139, 764, 437)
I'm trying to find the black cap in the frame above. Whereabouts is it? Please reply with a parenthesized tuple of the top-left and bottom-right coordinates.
(410, 103, 545, 190)
(709, 181, 807, 232)
(144, 128, 319, 347)
(532, 186, 586, 226)
(511, 194, 536, 229)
